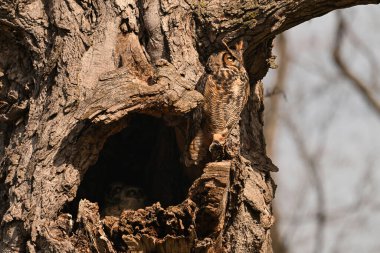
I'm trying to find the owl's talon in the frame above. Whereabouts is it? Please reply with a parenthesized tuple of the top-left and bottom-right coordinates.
(209, 141, 220, 152)
(209, 141, 224, 161)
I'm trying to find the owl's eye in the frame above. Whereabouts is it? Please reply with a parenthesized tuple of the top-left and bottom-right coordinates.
(113, 187, 122, 194)
(127, 189, 138, 197)
(223, 53, 237, 65)
(226, 55, 234, 62)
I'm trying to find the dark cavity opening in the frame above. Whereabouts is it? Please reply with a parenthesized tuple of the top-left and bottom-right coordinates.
(67, 114, 190, 217)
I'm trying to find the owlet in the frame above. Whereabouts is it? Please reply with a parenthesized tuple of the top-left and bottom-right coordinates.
(103, 182, 146, 217)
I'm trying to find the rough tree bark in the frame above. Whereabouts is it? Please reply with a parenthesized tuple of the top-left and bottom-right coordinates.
(0, 0, 379, 252)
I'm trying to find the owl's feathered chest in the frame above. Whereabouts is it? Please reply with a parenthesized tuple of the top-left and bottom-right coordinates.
(205, 68, 248, 102)
(201, 67, 249, 133)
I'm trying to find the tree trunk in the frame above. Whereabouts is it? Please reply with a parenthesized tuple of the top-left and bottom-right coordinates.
(0, 0, 378, 252)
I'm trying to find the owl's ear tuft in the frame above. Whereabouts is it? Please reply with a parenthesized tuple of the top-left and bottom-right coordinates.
(234, 40, 246, 55)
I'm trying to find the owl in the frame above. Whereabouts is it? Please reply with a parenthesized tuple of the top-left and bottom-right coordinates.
(185, 40, 249, 166)
(103, 182, 146, 217)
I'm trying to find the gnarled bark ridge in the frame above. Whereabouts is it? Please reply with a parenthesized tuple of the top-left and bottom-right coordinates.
(0, 0, 379, 252)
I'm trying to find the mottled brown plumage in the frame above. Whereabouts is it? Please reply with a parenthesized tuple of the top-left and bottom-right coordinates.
(185, 41, 249, 166)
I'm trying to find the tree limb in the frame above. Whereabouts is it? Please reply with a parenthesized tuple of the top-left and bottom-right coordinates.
(333, 14, 380, 118)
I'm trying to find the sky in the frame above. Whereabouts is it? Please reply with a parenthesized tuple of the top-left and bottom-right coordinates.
(264, 4, 380, 253)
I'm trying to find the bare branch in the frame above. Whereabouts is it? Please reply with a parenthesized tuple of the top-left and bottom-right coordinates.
(333, 13, 380, 117)
(282, 114, 334, 253)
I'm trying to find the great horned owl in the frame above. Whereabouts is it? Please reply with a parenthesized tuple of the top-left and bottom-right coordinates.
(103, 182, 146, 217)
(185, 40, 249, 166)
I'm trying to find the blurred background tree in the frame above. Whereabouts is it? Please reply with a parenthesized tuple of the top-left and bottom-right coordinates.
(265, 5, 380, 253)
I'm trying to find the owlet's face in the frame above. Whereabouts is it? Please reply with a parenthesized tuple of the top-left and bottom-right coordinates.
(104, 182, 146, 216)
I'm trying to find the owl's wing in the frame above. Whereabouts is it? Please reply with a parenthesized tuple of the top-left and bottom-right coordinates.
(183, 74, 210, 166)
(191, 73, 209, 133)
(195, 73, 208, 95)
